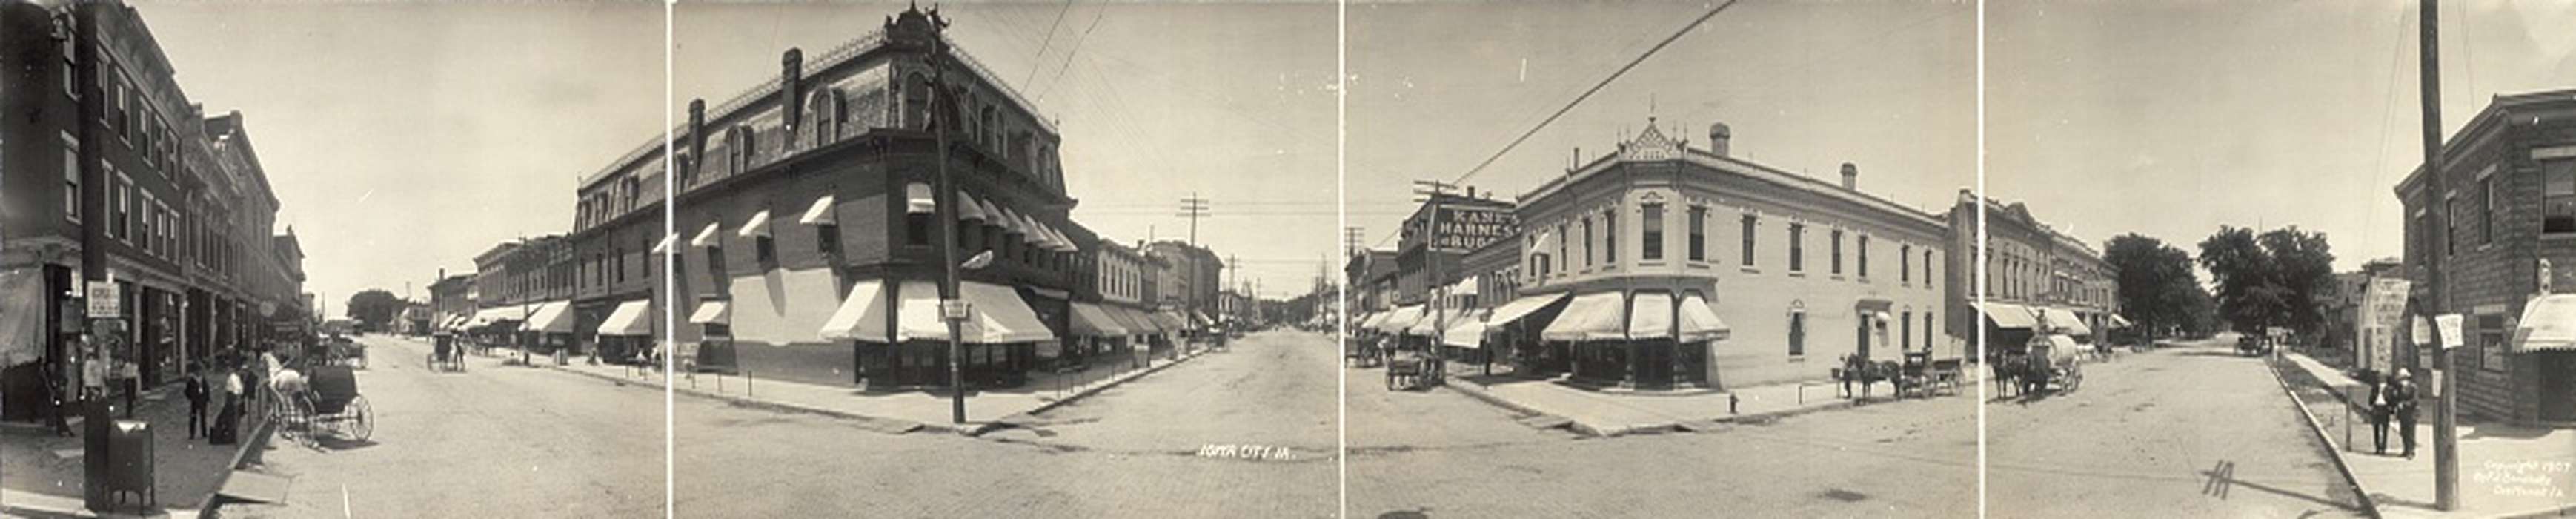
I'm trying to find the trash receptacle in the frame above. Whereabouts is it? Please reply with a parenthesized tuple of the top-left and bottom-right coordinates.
(105, 419, 156, 509)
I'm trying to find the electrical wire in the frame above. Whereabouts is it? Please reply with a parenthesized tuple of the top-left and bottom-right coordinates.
(1448, 0, 1742, 185)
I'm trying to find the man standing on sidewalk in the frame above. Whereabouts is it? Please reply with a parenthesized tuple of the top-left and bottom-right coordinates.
(2391, 368, 2421, 458)
(185, 367, 210, 440)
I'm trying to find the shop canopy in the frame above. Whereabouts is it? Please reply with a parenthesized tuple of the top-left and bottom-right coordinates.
(1068, 303, 1130, 337)
(1676, 294, 1730, 343)
(1355, 311, 1385, 330)
(1149, 310, 1186, 332)
(1628, 292, 1676, 340)
(1373, 305, 1424, 334)
(1972, 302, 2039, 330)
(2039, 307, 2091, 336)
(525, 301, 577, 334)
(596, 300, 654, 337)
(1541, 291, 1630, 341)
(1193, 311, 1218, 327)
(1484, 293, 1570, 331)
(2513, 294, 2576, 352)
(1106, 305, 1157, 335)
(1406, 308, 1463, 337)
(0, 269, 44, 368)
(1442, 310, 1490, 348)
(688, 300, 731, 325)
(819, 280, 893, 341)
(818, 280, 1055, 343)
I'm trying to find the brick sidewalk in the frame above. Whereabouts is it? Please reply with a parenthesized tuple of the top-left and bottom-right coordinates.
(2, 369, 267, 518)
(2280, 351, 2576, 518)
(1442, 368, 1982, 437)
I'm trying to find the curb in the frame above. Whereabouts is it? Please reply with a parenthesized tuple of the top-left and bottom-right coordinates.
(974, 349, 1206, 436)
(1438, 380, 1600, 436)
(197, 416, 279, 518)
(2266, 355, 2383, 518)
(537, 363, 957, 435)
(1442, 378, 1918, 438)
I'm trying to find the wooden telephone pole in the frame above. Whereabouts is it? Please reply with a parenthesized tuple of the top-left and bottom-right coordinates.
(2414, 0, 2460, 509)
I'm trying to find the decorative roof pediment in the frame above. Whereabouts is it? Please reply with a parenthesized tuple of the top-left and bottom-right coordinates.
(1619, 119, 1684, 162)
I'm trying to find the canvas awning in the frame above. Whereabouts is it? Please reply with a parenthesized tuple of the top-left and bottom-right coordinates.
(688, 222, 723, 248)
(0, 269, 45, 368)
(1485, 293, 1569, 331)
(1194, 311, 1217, 327)
(2040, 307, 2091, 336)
(1676, 294, 1730, 342)
(651, 233, 677, 254)
(1629, 292, 1676, 340)
(2109, 314, 2134, 328)
(596, 300, 653, 337)
(901, 281, 1053, 343)
(1442, 310, 1490, 348)
(798, 196, 837, 225)
(1406, 308, 1457, 337)
(1150, 311, 1187, 331)
(688, 300, 730, 325)
(819, 280, 892, 341)
(1973, 302, 2039, 330)
(1068, 303, 1129, 337)
(1541, 291, 1629, 341)
(905, 182, 935, 214)
(977, 198, 1008, 228)
(2513, 294, 2576, 352)
(1373, 305, 1424, 334)
(955, 193, 986, 222)
(737, 210, 773, 239)
(525, 301, 576, 334)
(1106, 305, 1156, 335)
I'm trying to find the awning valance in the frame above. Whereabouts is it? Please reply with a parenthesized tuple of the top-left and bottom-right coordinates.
(1973, 302, 2039, 330)
(1541, 291, 1628, 341)
(1373, 305, 1423, 334)
(689, 222, 723, 248)
(597, 300, 653, 337)
(905, 182, 935, 214)
(688, 300, 731, 325)
(1484, 293, 1568, 331)
(737, 210, 773, 239)
(526, 301, 576, 334)
(2514, 294, 2576, 352)
(2040, 307, 2091, 336)
(798, 196, 837, 225)
(1068, 303, 1129, 337)
(1628, 292, 1675, 340)
(1676, 294, 1730, 342)
(1443, 310, 1490, 348)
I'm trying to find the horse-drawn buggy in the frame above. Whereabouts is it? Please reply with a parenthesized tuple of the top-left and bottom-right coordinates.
(1384, 341, 1443, 391)
(273, 363, 373, 446)
(1996, 334, 2084, 397)
(429, 334, 467, 372)
(1345, 333, 1384, 368)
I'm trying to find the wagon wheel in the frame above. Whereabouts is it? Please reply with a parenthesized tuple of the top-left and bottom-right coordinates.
(294, 393, 322, 448)
(344, 395, 373, 441)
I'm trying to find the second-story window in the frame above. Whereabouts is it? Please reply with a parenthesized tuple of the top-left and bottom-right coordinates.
(62, 133, 79, 223)
(1641, 203, 1664, 261)
(1902, 245, 1912, 283)
(1923, 249, 1934, 287)
(1858, 234, 1871, 278)
(2545, 159, 2576, 233)
(1832, 230, 1845, 274)
(1687, 205, 1706, 262)
(1556, 223, 1569, 276)
(1739, 214, 1757, 267)
(1788, 223, 1805, 272)
(1581, 217, 1594, 268)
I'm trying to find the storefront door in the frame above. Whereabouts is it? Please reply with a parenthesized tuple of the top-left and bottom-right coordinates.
(1636, 340, 1673, 388)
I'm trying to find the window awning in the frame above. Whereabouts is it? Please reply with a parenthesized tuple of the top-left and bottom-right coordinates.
(1150, 311, 1186, 331)
(1406, 308, 1458, 337)
(1973, 302, 2039, 330)
(596, 300, 653, 337)
(905, 182, 935, 214)
(2514, 294, 2576, 352)
(1450, 279, 1478, 296)
(1373, 305, 1423, 334)
(651, 233, 677, 254)
(2040, 307, 2091, 336)
(820, 280, 892, 342)
(1676, 294, 1730, 342)
(1485, 293, 1568, 330)
(994, 206, 1025, 235)
(1068, 303, 1129, 337)
(1443, 310, 1490, 348)
(976, 198, 1008, 228)
(1541, 291, 1629, 341)
(1194, 311, 1217, 327)
(2108, 314, 2134, 328)
(688, 300, 730, 325)
(1043, 224, 1075, 251)
(688, 222, 722, 248)
(955, 193, 986, 222)
(798, 196, 837, 225)
(894, 281, 1053, 343)
(737, 210, 772, 239)
(1106, 305, 1155, 335)
(1629, 292, 1675, 340)
(526, 301, 576, 334)
(1018, 214, 1047, 247)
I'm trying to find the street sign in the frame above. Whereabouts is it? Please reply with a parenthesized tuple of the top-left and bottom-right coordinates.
(84, 282, 119, 318)
(940, 299, 972, 321)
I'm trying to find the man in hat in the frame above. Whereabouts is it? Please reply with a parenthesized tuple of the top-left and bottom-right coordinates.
(2388, 368, 2421, 458)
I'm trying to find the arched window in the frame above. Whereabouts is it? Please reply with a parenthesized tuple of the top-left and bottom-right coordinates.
(809, 90, 833, 147)
(902, 73, 932, 130)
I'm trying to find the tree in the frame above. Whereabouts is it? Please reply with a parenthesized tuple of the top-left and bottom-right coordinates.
(345, 289, 405, 330)
(2258, 227, 2337, 334)
(2105, 234, 2212, 339)
(2197, 225, 2336, 335)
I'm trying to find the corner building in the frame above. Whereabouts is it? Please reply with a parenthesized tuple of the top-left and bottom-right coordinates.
(1504, 121, 1949, 389)
(2394, 88, 2576, 424)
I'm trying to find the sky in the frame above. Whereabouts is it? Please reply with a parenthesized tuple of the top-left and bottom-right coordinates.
(1988, 0, 2576, 271)
(1347, 1, 1977, 248)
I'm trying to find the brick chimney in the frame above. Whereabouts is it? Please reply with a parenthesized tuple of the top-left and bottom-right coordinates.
(1707, 122, 1732, 157)
(1840, 162, 1859, 191)
(780, 48, 804, 133)
(688, 99, 707, 164)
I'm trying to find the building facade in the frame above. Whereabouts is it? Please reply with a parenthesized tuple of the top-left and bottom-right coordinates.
(1944, 191, 2119, 355)
(2394, 88, 2576, 424)
(1143, 240, 1224, 325)
(2, 1, 305, 419)
(1501, 120, 1949, 389)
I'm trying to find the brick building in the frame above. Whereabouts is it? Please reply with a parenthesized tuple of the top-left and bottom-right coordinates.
(1945, 191, 2119, 356)
(2394, 88, 2576, 424)
(1, 1, 306, 419)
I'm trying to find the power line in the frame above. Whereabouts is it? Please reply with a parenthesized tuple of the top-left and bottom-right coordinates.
(1020, 0, 1077, 87)
(1449, 0, 1742, 185)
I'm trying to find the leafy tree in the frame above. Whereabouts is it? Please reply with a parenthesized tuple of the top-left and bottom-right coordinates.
(345, 289, 405, 330)
(2196, 225, 2335, 335)
(2105, 234, 2211, 339)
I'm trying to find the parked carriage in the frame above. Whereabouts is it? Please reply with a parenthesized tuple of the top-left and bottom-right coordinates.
(276, 364, 373, 446)
(1385, 343, 1442, 391)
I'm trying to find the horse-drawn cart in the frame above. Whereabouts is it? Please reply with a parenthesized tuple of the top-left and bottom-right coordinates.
(277, 364, 372, 446)
(1385, 347, 1442, 391)
(2005, 334, 2085, 395)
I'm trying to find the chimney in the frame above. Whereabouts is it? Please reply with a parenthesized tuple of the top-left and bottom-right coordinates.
(781, 48, 805, 132)
(1707, 122, 1731, 157)
(688, 99, 707, 163)
(1840, 163, 1859, 191)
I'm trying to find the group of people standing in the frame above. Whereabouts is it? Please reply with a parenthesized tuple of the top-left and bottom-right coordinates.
(2370, 368, 2423, 458)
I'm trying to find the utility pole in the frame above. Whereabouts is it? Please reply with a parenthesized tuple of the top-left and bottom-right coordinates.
(926, 8, 969, 425)
(1178, 194, 1210, 348)
(2414, 0, 2459, 509)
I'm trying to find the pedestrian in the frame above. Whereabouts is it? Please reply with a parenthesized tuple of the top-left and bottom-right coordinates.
(2369, 370, 2393, 454)
(118, 354, 139, 419)
(81, 351, 107, 404)
(185, 367, 210, 440)
(213, 361, 244, 445)
(2390, 368, 2420, 458)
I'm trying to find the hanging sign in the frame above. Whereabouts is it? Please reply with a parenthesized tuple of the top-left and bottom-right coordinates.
(85, 282, 120, 318)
